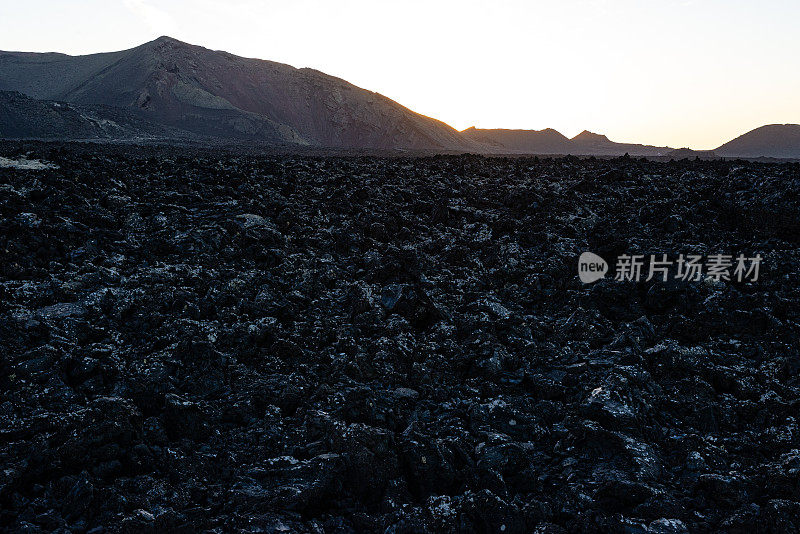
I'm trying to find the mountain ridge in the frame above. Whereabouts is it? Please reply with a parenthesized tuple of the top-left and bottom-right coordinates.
(715, 124, 800, 159)
(0, 36, 485, 151)
(462, 126, 672, 156)
(1, 37, 799, 157)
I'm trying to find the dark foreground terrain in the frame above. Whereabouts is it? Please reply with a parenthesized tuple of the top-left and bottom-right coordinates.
(1, 143, 800, 533)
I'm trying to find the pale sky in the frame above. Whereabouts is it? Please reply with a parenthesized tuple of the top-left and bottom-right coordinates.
(1, 0, 798, 149)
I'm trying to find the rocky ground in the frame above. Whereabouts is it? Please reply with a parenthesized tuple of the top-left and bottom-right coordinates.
(1, 142, 800, 533)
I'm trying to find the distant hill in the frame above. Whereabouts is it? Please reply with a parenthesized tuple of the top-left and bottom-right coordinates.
(0, 37, 484, 151)
(2, 37, 798, 156)
(570, 130, 670, 157)
(664, 148, 718, 159)
(461, 127, 571, 154)
(715, 124, 800, 159)
(462, 127, 671, 156)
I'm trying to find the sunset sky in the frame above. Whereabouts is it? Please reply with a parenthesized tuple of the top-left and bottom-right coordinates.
(1, 0, 798, 149)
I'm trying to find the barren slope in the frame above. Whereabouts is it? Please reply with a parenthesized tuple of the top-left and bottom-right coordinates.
(0, 37, 484, 151)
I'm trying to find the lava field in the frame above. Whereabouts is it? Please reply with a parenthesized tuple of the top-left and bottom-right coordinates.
(2, 142, 800, 533)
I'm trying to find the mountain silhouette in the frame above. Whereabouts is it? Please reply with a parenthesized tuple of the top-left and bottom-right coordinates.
(571, 130, 611, 144)
(715, 124, 800, 159)
(1, 37, 798, 156)
(0, 36, 483, 151)
(461, 127, 571, 154)
(462, 127, 671, 156)
(569, 130, 668, 156)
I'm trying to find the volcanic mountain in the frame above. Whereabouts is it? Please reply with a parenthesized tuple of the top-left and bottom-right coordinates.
(714, 124, 800, 159)
(1, 37, 798, 156)
(569, 130, 669, 156)
(0, 36, 483, 151)
(462, 127, 672, 156)
(461, 127, 572, 154)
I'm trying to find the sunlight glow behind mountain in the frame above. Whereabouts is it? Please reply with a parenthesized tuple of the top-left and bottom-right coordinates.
(2, 0, 798, 150)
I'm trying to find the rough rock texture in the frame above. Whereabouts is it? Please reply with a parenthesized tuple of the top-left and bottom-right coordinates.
(1, 142, 800, 532)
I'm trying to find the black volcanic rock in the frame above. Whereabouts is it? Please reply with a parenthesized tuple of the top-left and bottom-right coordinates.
(2, 141, 800, 532)
(0, 37, 485, 151)
(715, 124, 800, 159)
